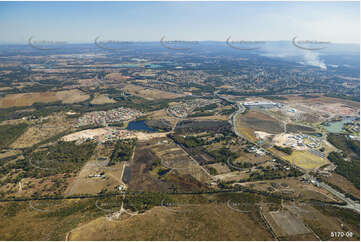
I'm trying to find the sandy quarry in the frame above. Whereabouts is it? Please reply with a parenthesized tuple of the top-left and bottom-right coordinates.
(62, 127, 168, 142)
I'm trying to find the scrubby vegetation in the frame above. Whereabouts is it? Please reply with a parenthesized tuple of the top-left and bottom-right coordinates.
(123, 192, 172, 213)
(327, 134, 360, 157)
(208, 148, 239, 163)
(0, 123, 28, 149)
(108, 139, 136, 166)
(327, 152, 360, 189)
(14, 141, 96, 178)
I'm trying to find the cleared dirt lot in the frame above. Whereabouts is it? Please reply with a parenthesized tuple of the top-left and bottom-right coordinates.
(62, 128, 168, 142)
(266, 210, 311, 237)
(239, 110, 283, 134)
(284, 95, 360, 119)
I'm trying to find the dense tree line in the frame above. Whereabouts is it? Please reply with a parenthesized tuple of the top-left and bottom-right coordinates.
(327, 152, 360, 189)
(274, 145, 293, 155)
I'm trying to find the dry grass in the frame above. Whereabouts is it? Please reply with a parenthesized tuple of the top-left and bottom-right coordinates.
(0, 89, 89, 108)
(282, 150, 329, 170)
(69, 204, 273, 241)
(326, 173, 360, 198)
(122, 84, 184, 100)
(10, 114, 73, 148)
(90, 94, 116, 105)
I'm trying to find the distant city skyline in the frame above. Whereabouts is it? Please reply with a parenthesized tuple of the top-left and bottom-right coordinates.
(0, 1, 359, 44)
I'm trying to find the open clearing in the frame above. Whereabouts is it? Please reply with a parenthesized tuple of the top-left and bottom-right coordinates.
(10, 114, 74, 148)
(122, 84, 184, 100)
(282, 150, 329, 170)
(65, 143, 124, 196)
(238, 110, 283, 134)
(0, 89, 90, 108)
(90, 94, 116, 105)
(62, 128, 168, 142)
(284, 95, 359, 119)
(266, 210, 310, 237)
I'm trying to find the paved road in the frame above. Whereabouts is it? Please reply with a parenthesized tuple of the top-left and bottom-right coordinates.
(313, 177, 360, 213)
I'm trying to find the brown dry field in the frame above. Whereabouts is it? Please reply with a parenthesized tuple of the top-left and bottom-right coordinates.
(283, 95, 360, 109)
(326, 173, 360, 198)
(10, 114, 74, 148)
(5, 173, 72, 198)
(0, 89, 90, 108)
(235, 150, 272, 164)
(214, 171, 250, 182)
(122, 84, 184, 100)
(235, 111, 282, 142)
(148, 108, 179, 128)
(65, 142, 125, 196)
(68, 204, 273, 241)
(139, 137, 210, 184)
(265, 210, 311, 237)
(105, 73, 130, 81)
(206, 162, 231, 174)
(190, 114, 229, 121)
(90, 94, 116, 105)
(262, 201, 359, 241)
(0, 199, 104, 241)
(0, 149, 21, 159)
(291, 204, 360, 241)
(239, 110, 283, 134)
(282, 95, 359, 118)
(242, 178, 341, 203)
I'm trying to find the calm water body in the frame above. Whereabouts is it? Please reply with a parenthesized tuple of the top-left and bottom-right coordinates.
(126, 120, 157, 132)
(323, 116, 358, 133)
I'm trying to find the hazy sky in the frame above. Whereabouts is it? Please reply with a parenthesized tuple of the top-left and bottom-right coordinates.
(0, 1, 359, 44)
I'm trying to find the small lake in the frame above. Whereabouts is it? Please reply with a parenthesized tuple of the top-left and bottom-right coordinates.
(145, 64, 163, 68)
(322, 116, 358, 133)
(115, 63, 140, 68)
(126, 120, 157, 132)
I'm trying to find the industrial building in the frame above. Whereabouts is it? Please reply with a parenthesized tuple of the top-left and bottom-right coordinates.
(242, 101, 280, 109)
